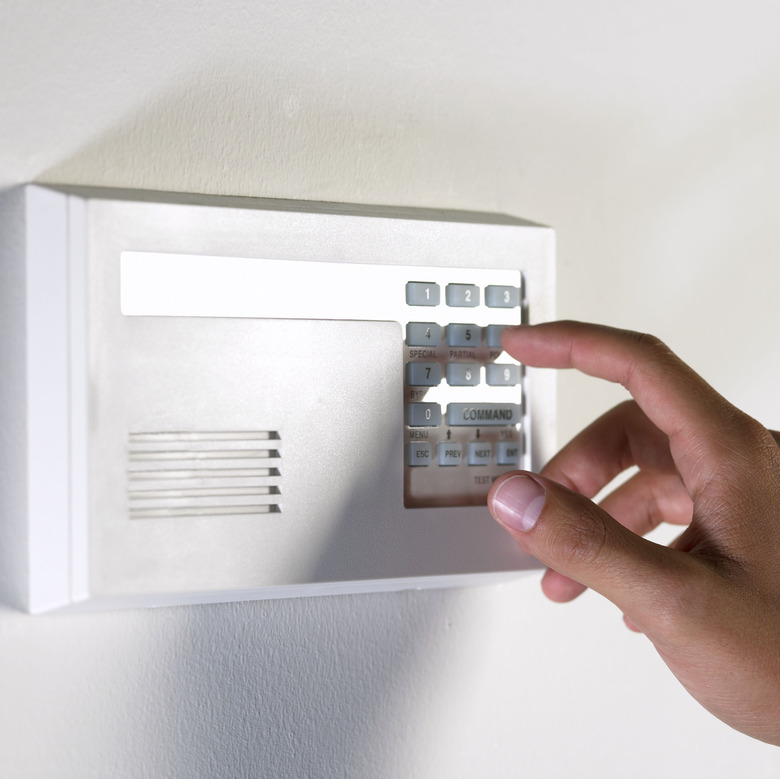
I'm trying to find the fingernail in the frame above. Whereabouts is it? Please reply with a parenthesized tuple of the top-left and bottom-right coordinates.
(490, 475, 546, 532)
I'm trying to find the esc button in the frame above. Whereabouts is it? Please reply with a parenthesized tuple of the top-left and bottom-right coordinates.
(406, 442, 432, 466)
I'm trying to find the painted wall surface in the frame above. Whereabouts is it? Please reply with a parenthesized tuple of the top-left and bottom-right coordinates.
(2, 1, 780, 775)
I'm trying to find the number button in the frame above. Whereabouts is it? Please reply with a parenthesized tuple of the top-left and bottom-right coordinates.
(486, 363, 520, 386)
(485, 285, 520, 308)
(406, 282, 440, 306)
(406, 322, 442, 347)
(446, 283, 480, 307)
(446, 324, 480, 347)
(446, 362, 481, 386)
(406, 403, 442, 427)
(406, 362, 442, 386)
(485, 325, 506, 349)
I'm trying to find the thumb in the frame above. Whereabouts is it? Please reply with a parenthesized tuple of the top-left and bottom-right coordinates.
(488, 472, 683, 622)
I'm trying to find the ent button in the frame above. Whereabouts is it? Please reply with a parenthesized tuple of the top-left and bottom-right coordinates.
(446, 403, 521, 426)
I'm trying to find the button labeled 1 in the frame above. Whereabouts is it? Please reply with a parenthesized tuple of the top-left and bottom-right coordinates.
(406, 282, 440, 306)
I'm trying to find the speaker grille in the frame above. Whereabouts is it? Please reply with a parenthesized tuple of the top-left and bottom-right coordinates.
(127, 431, 281, 519)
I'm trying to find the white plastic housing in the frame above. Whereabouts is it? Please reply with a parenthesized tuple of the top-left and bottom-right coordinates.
(0, 186, 556, 613)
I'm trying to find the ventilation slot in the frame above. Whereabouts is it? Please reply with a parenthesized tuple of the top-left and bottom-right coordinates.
(127, 431, 281, 519)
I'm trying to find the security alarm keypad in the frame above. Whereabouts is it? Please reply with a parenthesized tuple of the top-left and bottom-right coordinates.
(2, 186, 555, 612)
(401, 275, 525, 507)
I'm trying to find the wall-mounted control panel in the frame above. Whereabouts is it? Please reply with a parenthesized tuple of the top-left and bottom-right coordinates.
(0, 186, 556, 613)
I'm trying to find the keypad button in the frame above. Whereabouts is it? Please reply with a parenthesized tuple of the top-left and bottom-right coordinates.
(485, 324, 506, 349)
(486, 363, 520, 386)
(467, 442, 492, 466)
(446, 403, 521, 426)
(446, 324, 480, 347)
(437, 442, 462, 466)
(406, 362, 442, 386)
(406, 322, 442, 347)
(406, 403, 442, 427)
(446, 283, 480, 307)
(406, 442, 432, 466)
(406, 282, 440, 306)
(496, 441, 521, 466)
(485, 285, 520, 308)
(446, 362, 480, 386)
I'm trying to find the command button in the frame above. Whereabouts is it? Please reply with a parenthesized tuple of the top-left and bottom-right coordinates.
(446, 403, 521, 427)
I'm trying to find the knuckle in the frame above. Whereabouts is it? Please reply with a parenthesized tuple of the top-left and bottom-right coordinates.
(631, 331, 674, 361)
(633, 331, 665, 351)
(709, 409, 779, 479)
(731, 411, 774, 450)
(620, 331, 676, 387)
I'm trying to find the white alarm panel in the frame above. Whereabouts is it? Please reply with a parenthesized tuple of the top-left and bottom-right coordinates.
(0, 185, 556, 613)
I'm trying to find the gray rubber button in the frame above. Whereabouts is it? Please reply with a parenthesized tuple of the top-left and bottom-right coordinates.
(446, 324, 480, 347)
(437, 442, 462, 466)
(496, 441, 521, 466)
(406, 443, 432, 466)
(446, 403, 520, 426)
(406, 322, 442, 347)
(485, 285, 520, 308)
(446, 363, 480, 386)
(486, 363, 520, 386)
(406, 282, 440, 306)
(406, 362, 442, 386)
(406, 403, 442, 427)
(467, 442, 492, 465)
(446, 283, 479, 307)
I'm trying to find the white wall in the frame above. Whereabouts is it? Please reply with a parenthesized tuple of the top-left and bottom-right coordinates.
(3, 1, 780, 775)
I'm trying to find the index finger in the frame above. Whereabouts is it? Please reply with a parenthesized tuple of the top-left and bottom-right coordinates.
(503, 321, 760, 502)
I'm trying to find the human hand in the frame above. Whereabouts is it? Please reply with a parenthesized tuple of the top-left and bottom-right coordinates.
(487, 321, 780, 744)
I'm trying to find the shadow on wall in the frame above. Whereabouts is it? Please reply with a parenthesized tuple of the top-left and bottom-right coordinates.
(36, 58, 520, 211)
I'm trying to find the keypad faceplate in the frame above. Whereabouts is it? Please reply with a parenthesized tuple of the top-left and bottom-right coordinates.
(403, 271, 526, 508)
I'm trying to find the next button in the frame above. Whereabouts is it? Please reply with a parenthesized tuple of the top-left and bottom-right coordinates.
(467, 442, 492, 466)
